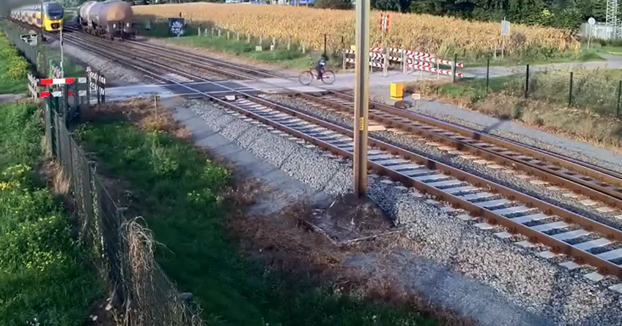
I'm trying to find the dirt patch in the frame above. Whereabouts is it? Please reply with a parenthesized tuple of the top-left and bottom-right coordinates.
(304, 194, 398, 244)
(0, 94, 25, 103)
(231, 198, 475, 326)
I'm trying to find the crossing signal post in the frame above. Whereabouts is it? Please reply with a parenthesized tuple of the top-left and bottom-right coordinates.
(380, 13, 390, 77)
(353, 0, 370, 198)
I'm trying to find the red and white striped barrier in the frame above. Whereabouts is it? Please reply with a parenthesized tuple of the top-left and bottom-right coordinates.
(407, 63, 464, 78)
(39, 77, 76, 86)
(345, 58, 383, 68)
(39, 90, 87, 98)
(33, 77, 89, 98)
(406, 54, 464, 68)
(343, 47, 465, 79)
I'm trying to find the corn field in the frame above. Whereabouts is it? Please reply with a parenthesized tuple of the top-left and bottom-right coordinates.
(133, 3, 580, 58)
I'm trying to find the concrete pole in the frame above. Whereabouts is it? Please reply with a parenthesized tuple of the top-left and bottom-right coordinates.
(353, 0, 370, 198)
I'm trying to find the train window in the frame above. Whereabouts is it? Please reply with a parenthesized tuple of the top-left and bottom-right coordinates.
(46, 3, 64, 20)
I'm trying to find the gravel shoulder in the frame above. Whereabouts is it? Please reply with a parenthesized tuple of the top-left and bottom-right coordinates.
(165, 96, 622, 326)
(368, 87, 622, 174)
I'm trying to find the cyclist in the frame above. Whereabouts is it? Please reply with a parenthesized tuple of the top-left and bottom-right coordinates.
(316, 54, 328, 80)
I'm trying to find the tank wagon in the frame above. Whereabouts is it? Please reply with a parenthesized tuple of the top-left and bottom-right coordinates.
(77, 0, 135, 40)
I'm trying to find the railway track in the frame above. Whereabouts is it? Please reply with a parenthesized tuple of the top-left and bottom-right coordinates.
(61, 29, 622, 214)
(47, 27, 622, 284)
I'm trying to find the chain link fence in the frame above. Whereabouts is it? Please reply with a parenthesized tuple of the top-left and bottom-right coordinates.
(4, 20, 203, 326)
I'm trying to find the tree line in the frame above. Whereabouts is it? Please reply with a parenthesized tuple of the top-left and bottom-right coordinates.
(61, 0, 611, 31)
(316, 0, 611, 30)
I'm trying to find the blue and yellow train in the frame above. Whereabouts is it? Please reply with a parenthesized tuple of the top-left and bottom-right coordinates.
(10, 2, 65, 32)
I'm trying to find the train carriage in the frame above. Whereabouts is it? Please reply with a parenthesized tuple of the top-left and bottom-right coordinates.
(77, 0, 136, 40)
(10, 2, 64, 32)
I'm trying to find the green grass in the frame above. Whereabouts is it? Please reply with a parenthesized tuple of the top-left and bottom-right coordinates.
(0, 33, 29, 94)
(460, 48, 604, 67)
(170, 34, 314, 69)
(0, 101, 102, 326)
(135, 21, 342, 70)
(427, 68, 622, 118)
(74, 117, 438, 326)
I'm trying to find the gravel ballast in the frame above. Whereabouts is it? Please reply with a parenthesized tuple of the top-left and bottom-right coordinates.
(47, 40, 149, 85)
(184, 98, 622, 326)
(369, 90, 622, 174)
(260, 94, 622, 233)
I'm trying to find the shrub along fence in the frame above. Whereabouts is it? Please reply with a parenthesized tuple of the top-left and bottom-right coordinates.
(3, 22, 202, 326)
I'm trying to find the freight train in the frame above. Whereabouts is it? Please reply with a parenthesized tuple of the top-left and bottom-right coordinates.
(76, 0, 136, 40)
(10, 2, 64, 32)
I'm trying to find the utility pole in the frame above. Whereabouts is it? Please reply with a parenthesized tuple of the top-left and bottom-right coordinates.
(60, 26, 64, 77)
(353, 0, 370, 197)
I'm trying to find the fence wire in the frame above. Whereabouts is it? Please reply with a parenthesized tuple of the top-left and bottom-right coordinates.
(38, 71, 203, 326)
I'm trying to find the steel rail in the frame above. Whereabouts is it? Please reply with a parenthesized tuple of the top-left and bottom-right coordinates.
(297, 93, 622, 207)
(334, 91, 622, 188)
(124, 36, 622, 186)
(55, 27, 622, 279)
(96, 32, 622, 187)
(62, 28, 622, 216)
(230, 95, 622, 279)
(62, 28, 622, 211)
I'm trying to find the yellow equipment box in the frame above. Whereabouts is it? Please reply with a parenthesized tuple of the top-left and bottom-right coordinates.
(390, 82, 404, 100)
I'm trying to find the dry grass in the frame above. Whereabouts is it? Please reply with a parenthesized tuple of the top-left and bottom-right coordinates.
(407, 81, 622, 151)
(133, 3, 579, 58)
(81, 97, 192, 141)
(230, 202, 476, 326)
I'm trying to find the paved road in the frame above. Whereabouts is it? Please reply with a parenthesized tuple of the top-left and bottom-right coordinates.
(463, 54, 622, 78)
(330, 54, 622, 85)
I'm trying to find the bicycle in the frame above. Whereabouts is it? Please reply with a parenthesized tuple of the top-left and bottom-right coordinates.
(298, 68, 335, 85)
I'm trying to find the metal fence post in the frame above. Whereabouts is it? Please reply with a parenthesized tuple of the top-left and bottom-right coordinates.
(524, 64, 530, 98)
(116, 207, 130, 315)
(617, 80, 622, 118)
(452, 54, 457, 83)
(323, 34, 327, 56)
(486, 58, 490, 91)
(402, 51, 406, 74)
(568, 72, 574, 107)
(96, 71, 101, 108)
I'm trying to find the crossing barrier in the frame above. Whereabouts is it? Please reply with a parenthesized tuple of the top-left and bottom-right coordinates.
(27, 66, 107, 121)
(342, 47, 465, 80)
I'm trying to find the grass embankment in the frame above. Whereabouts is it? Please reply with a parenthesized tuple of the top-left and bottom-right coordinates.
(460, 49, 603, 67)
(0, 33, 29, 94)
(407, 69, 622, 149)
(0, 102, 102, 325)
(74, 109, 438, 326)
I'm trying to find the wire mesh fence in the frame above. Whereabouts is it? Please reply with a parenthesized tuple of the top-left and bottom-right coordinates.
(446, 57, 622, 120)
(2, 13, 204, 322)
(43, 96, 203, 325)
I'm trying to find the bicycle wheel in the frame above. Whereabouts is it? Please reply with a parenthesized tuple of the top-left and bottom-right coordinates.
(321, 70, 335, 85)
(299, 71, 314, 85)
